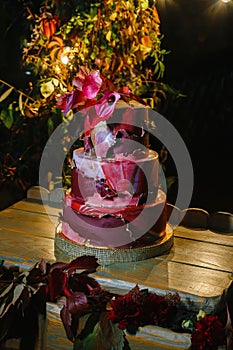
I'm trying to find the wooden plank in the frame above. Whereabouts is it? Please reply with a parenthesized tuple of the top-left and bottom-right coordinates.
(164, 236, 233, 273)
(1, 200, 232, 306)
(175, 226, 233, 247)
(96, 258, 232, 301)
(0, 229, 55, 265)
(9, 199, 60, 217)
(0, 207, 56, 265)
(0, 208, 56, 239)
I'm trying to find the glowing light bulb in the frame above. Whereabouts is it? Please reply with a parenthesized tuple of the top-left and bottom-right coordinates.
(60, 47, 71, 65)
(221, 0, 231, 3)
(61, 55, 69, 65)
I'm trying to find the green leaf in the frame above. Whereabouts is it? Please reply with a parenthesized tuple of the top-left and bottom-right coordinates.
(166, 176, 177, 190)
(40, 81, 55, 98)
(47, 117, 54, 136)
(0, 87, 13, 103)
(0, 109, 14, 129)
(74, 312, 125, 350)
(90, 52, 96, 60)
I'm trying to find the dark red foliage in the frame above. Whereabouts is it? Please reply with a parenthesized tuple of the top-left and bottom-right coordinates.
(49, 268, 71, 301)
(69, 273, 100, 295)
(191, 315, 225, 350)
(66, 256, 100, 271)
(108, 285, 180, 334)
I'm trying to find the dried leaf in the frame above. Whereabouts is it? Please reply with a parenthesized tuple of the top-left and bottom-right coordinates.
(106, 30, 112, 42)
(141, 36, 151, 48)
(18, 93, 25, 116)
(49, 46, 60, 61)
(74, 312, 125, 350)
(0, 87, 13, 103)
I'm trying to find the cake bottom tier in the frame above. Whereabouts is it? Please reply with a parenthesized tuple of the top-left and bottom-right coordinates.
(62, 189, 167, 248)
(54, 223, 173, 266)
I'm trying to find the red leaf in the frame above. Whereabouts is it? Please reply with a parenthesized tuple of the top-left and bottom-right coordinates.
(49, 261, 68, 274)
(69, 274, 100, 294)
(60, 304, 74, 341)
(66, 256, 100, 272)
(38, 259, 47, 274)
(67, 292, 90, 315)
(49, 269, 70, 301)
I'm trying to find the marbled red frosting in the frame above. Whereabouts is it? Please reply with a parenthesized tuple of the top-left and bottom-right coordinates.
(62, 189, 167, 248)
(71, 148, 158, 205)
(61, 101, 167, 248)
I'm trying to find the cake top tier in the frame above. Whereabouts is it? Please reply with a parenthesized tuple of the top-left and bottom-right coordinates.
(56, 67, 149, 156)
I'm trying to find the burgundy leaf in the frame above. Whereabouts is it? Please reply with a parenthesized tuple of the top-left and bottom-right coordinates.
(49, 269, 71, 301)
(66, 256, 99, 272)
(67, 292, 90, 315)
(69, 273, 100, 295)
(60, 304, 75, 341)
(38, 259, 47, 275)
(49, 261, 68, 274)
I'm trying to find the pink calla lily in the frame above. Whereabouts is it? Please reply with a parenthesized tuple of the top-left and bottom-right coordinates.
(73, 70, 102, 99)
(95, 91, 120, 119)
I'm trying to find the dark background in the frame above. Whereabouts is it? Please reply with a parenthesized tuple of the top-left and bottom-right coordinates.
(0, 0, 232, 213)
(157, 0, 233, 213)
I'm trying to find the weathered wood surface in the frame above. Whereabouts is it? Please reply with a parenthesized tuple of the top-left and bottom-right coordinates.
(0, 200, 57, 265)
(0, 198, 232, 299)
(0, 190, 233, 349)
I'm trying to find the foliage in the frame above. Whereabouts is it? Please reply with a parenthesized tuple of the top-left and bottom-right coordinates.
(0, 257, 230, 350)
(22, 0, 168, 101)
(0, 0, 171, 193)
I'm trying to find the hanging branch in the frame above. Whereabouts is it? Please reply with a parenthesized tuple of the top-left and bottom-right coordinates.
(0, 79, 36, 103)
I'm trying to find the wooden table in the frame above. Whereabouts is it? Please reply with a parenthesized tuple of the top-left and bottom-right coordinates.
(0, 188, 233, 349)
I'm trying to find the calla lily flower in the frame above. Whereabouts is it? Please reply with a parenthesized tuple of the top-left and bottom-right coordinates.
(57, 90, 85, 115)
(57, 70, 103, 115)
(95, 91, 120, 119)
(73, 70, 102, 99)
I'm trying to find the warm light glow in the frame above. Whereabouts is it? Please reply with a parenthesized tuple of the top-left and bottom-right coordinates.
(61, 55, 69, 65)
(60, 47, 71, 65)
(158, 0, 178, 10)
(205, 0, 232, 19)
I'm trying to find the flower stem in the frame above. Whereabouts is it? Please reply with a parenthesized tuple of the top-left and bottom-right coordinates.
(0, 78, 36, 102)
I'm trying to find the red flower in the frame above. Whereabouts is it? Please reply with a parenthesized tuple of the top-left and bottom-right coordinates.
(191, 315, 225, 350)
(95, 91, 120, 119)
(108, 286, 179, 333)
(73, 70, 102, 99)
(57, 69, 103, 115)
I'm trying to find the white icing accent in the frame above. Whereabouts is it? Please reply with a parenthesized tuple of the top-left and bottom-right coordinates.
(85, 191, 137, 208)
(73, 150, 105, 179)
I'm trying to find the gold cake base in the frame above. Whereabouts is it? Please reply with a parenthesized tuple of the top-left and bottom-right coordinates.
(54, 224, 173, 266)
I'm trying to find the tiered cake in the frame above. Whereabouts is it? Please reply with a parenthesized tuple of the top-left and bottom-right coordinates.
(55, 69, 173, 264)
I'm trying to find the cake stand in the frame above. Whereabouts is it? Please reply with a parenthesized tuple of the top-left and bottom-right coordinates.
(54, 224, 173, 266)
